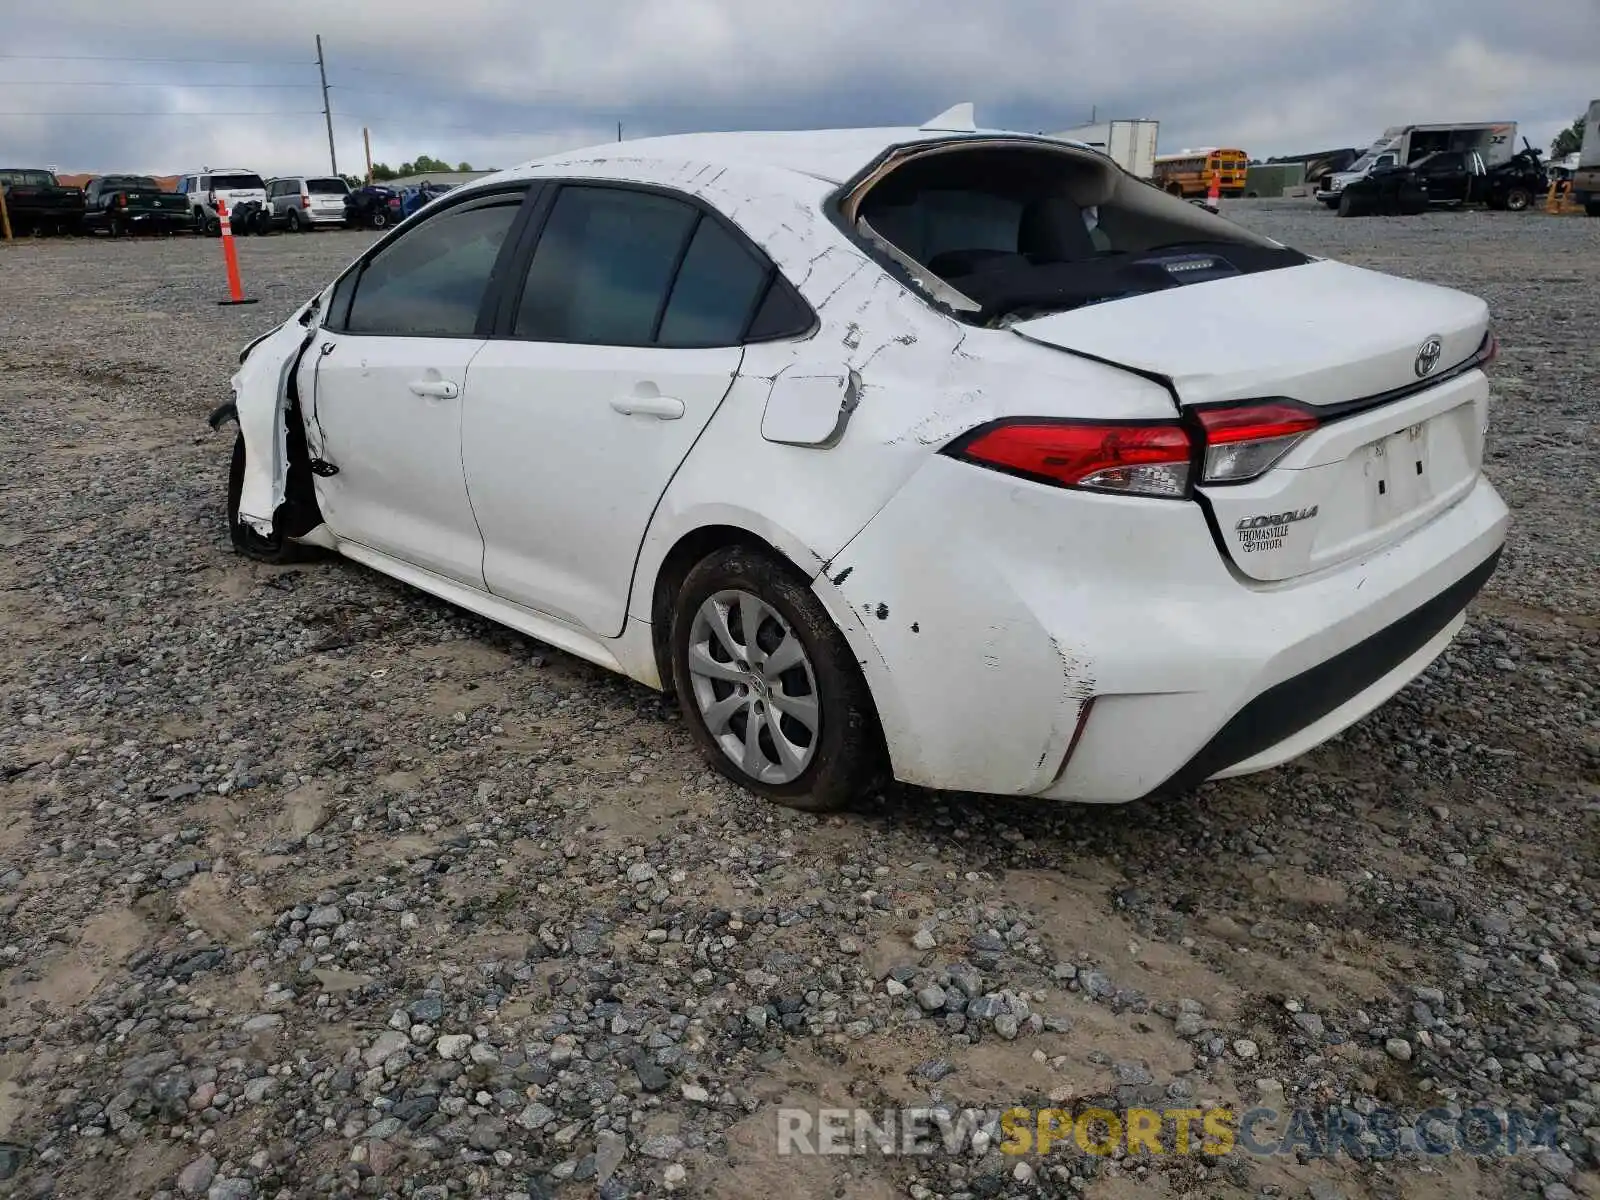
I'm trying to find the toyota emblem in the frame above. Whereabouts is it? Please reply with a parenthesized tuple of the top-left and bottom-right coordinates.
(1414, 335, 1444, 378)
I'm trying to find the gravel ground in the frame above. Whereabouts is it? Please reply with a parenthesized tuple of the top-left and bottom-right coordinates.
(0, 204, 1595, 1200)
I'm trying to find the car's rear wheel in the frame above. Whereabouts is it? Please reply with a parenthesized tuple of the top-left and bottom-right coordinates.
(670, 546, 882, 811)
(226, 433, 313, 564)
(1504, 187, 1533, 212)
(371, 210, 389, 228)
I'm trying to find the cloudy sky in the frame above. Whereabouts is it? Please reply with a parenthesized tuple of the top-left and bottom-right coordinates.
(5, 1, 1596, 177)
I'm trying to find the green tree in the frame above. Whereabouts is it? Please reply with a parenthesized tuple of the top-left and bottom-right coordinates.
(1552, 116, 1587, 159)
(368, 162, 399, 182)
(456, 161, 474, 172)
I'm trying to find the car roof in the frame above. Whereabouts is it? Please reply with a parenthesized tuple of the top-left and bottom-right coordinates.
(513, 124, 1095, 187)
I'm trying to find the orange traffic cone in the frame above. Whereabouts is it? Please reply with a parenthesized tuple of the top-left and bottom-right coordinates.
(1205, 172, 1222, 211)
(215, 198, 258, 308)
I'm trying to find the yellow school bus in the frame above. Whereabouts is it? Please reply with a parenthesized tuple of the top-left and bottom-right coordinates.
(1152, 148, 1250, 199)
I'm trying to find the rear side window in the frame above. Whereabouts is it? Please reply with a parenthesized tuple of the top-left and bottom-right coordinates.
(656, 217, 770, 346)
(744, 277, 813, 341)
(345, 198, 521, 337)
(514, 187, 697, 345)
(512, 184, 810, 348)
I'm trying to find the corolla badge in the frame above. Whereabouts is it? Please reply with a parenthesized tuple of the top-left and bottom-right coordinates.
(1414, 335, 1444, 378)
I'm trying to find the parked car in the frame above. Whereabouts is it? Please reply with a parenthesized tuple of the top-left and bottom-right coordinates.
(0, 168, 85, 235)
(213, 117, 1508, 810)
(175, 169, 268, 235)
(81, 175, 193, 236)
(267, 175, 352, 230)
(398, 181, 455, 219)
(344, 185, 403, 228)
(1337, 147, 1546, 216)
(225, 199, 282, 236)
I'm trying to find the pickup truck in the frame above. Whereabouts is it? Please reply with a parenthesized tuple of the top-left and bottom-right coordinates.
(1335, 148, 1547, 217)
(82, 175, 195, 236)
(0, 168, 86, 234)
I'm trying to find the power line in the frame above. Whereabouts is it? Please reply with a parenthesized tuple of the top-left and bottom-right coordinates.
(0, 110, 324, 117)
(0, 52, 313, 65)
(0, 81, 314, 88)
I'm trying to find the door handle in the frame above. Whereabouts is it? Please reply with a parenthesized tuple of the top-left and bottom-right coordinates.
(610, 395, 685, 420)
(408, 379, 460, 399)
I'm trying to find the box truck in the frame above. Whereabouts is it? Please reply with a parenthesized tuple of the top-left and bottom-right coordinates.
(1314, 122, 1517, 206)
(1050, 119, 1159, 178)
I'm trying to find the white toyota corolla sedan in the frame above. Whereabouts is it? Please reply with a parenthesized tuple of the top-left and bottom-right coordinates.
(217, 107, 1509, 811)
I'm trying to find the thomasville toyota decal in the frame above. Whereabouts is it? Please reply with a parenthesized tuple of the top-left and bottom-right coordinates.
(1235, 506, 1319, 553)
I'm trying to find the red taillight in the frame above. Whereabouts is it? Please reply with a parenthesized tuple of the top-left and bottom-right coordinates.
(301, 193, 310, 208)
(949, 421, 1193, 499)
(1193, 400, 1320, 484)
(117, 193, 127, 208)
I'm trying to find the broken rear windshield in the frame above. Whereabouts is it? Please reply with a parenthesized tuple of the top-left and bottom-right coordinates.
(852, 144, 1308, 324)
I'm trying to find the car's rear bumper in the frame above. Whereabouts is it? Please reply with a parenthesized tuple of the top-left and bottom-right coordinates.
(819, 455, 1509, 803)
(125, 210, 193, 228)
(1134, 543, 1500, 798)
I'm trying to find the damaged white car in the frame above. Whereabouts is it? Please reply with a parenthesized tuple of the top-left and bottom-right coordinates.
(214, 105, 1509, 810)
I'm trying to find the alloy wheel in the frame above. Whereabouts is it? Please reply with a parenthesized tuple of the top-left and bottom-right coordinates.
(686, 589, 820, 785)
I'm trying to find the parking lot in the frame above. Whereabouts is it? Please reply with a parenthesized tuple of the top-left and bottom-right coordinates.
(0, 205, 1596, 1199)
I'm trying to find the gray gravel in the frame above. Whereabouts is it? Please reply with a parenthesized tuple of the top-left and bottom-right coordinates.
(0, 205, 1595, 1200)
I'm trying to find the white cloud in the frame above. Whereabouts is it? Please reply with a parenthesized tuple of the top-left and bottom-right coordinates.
(3, 0, 1595, 174)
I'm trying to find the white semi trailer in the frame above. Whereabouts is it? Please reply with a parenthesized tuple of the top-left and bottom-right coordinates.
(1050, 119, 1159, 179)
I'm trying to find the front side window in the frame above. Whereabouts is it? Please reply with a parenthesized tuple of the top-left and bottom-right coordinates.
(345, 196, 522, 338)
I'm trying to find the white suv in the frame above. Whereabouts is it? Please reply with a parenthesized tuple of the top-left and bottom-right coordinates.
(176, 169, 267, 234)
(266, 175, 352, 230)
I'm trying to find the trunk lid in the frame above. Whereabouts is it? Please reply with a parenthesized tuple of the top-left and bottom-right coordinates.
(1010, 260, 1492, 582)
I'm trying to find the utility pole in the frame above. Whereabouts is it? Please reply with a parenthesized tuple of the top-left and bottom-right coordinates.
(363, 127, 373, 184)
(617, 121, 623, 142)
(0, 184, 12, 242)
(316, 35, 338, 176)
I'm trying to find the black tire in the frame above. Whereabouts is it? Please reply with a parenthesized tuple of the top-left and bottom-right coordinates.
(226, 433, 314, 564)
(108, 216, 125, 238)
(370, 210, 389, 228)
(288, 208, 305, 231)
(204, 214, 222, 237)
(1504, 187, 1532, 212)
(1337, 191, 1357, 218)
(670, 545, 884, 811)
